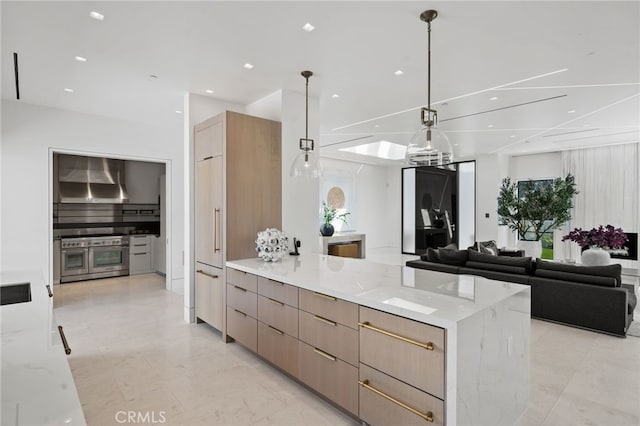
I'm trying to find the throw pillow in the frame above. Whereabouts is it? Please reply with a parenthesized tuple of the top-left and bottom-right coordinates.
(477, 240, 499, 256)
(439, 249, 468, 266)
(426, 247, 440, 263)
(440, 243, 458, 250)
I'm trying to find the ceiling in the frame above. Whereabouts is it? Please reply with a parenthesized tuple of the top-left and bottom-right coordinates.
(2, 1, 639, 166)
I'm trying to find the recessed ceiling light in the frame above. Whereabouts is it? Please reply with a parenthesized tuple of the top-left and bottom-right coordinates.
(331, 93, 340, 98)
(488, 124, 494, 128)
(175, 110, 183, 114)
(490, 96, 498, 101)
(63, 88, 74, 93)
(147, 74, 158, 81)
(567, 110, 576, 113)
(510, 134, 516, 138)
(302, 22, 315, 32)
(89, 11, 104, 21)
(394, 70, 404, 76)
(74, 56, 87, 62)
(205, 89, 214, 94)
(243, 63, 254, 69)
(374, 124, 380, 128)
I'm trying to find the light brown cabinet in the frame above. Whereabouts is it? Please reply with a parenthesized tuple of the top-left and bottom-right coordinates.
(195, 266, 223, 330)
(298, 288, 359, 415)
(194, 111, 281, 334)
(225, 268, 258, 351)
(257, 277, 299, 377)
(358, 306, 446, 424)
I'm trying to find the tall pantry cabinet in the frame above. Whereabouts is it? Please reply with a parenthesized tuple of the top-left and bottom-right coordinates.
(194, 111, 282, 335)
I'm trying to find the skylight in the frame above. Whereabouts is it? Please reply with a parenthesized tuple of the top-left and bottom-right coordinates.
(339, 140, 406, 161)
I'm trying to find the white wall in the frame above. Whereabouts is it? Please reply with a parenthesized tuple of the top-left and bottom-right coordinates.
(1, 100, 182, 291)
(320, 158, 400, 250)
(475, 154, 510, 246)
(245, 90, 282, 121)
(280, 89, 320, 254)
(509, 152, 562, 181)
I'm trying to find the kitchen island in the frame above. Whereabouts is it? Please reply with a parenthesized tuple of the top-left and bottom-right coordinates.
(226, 254, 530, 426)
(1, 270, 85, 426)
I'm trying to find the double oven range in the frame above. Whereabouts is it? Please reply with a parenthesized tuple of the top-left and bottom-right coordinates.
(60, 234, 129, 283)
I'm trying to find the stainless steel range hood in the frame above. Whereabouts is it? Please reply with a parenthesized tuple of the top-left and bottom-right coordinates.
(57, 154, 129, 203)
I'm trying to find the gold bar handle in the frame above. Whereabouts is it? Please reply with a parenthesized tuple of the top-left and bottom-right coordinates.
(358, 321, 434, 351)
(58, 325, 71, 355)
(359, 379, 433, 422)
(313, 347, 337, 361)
(234, 309, 247, 317)
(267, 297, 284, 306)
(214, 208, 221, 252)
(233, 285, 247, 292)
(196, 269, 219, 279)
(268, 325, 284, 335)
(313, 291, 337, 301)
(314, 315, 337, 327)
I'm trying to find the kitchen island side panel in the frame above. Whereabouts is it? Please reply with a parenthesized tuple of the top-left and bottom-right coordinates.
(452, 287, 530, 426)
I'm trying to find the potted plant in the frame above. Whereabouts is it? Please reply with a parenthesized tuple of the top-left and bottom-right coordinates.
(562, 225, 628, 265)
(497, 175, 578, 258)
(320, 201, 349, 237)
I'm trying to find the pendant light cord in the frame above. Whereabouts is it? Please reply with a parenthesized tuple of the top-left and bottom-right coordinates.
(427, 19, 431, 117)
(305, 74, 309, 140)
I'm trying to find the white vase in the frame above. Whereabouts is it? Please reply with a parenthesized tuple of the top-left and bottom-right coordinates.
(517, 240, 542, 259)
(581, 246, 610, 266)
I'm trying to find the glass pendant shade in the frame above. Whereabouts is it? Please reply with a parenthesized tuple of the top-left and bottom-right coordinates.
(290, 150, 322, 178)
(405, 123, 453, 166)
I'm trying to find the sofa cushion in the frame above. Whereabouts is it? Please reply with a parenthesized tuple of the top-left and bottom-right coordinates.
(426, 247, 440, 262)
(468, 250, 533, 274)
(405, 260, 460, 274)
(459, 267, 531, 285)
(465, 261, 528, 275)
(535, 260, 622, 287)
(439, 249, 468, 266)
(624, 285, 637, 315)
(476, 240, 499, 256)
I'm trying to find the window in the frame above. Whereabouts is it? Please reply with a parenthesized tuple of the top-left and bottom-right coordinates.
(517, 179, 554, 259)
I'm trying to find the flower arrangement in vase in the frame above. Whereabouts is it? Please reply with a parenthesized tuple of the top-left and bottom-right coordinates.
(320, 201, 349, 237)
(562, 225, 628, 265)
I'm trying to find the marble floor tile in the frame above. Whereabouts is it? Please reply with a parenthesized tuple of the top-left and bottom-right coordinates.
(55, 274, 639, 426)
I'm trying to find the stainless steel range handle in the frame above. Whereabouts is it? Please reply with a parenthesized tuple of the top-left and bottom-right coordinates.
(58, 325, 71, 355)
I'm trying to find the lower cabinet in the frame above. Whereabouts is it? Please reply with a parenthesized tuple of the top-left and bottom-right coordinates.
(298, 341, 359, 415)
(226, 306, 257, 352)
(257, 321, 298, 377)
(359, 363, 444, 426)
(130, 236, 153, 275)
(195, 264, 223, 331)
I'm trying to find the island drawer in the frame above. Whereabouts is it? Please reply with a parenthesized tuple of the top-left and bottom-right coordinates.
(359, 363, 444, 426)
(257, 295, 298, 337)
(299, 288, 358, 329)
(226, 268, 258, 293)
(298, 341, 358, 415)
(257, 277, 298, 307)
(226, 283, 257, 318)
(258, 321, 298, 377)
(359, 306, 445, 400)
(298, 310, 358, 366)
(226, 306, 257, 352)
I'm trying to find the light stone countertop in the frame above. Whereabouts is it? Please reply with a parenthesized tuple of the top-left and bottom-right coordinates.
(226, 254, 530, 329)
(1, 270, 86, 426)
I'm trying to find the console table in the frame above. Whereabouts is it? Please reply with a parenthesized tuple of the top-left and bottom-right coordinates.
(320, 233, 366, 258)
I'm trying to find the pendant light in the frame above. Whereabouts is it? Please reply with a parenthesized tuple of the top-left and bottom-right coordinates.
(291, 70, 322, 178)
(405, 10, 454, 166)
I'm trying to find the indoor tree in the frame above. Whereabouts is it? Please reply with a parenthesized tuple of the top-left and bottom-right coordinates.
(497, 175, 578, 241)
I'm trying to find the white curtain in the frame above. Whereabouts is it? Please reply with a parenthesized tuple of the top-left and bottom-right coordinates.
(559, 143, 639, 261)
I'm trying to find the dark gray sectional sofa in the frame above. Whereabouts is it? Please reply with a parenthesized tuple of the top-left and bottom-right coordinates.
(406, 249, 637, 337)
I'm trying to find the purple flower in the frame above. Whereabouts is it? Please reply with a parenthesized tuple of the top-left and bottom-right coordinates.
(562, 225, 629, 249)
